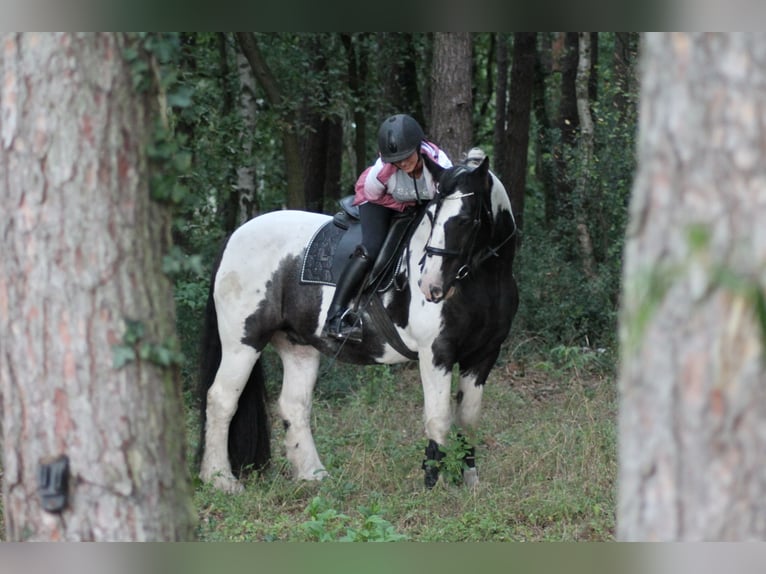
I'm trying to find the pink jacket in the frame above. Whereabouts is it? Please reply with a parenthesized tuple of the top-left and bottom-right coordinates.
(352, 141, 452, 212)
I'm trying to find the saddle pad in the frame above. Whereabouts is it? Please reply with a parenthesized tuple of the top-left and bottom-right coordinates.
(300, 220, 360, 286)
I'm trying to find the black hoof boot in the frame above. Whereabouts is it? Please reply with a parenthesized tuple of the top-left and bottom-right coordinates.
(422, 439, 445, 489)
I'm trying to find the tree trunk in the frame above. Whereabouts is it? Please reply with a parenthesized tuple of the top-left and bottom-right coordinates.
(341, 33, 369, 179)
(0, 32, 195, 541)
(430, 32, 473, 160)
(533, 35, 558, 227)
(504, 32, 536, 246)
(574, 32, 596, 279)
(619, 32, 766, 541)
(235, 32, 304, 209)
(613, 32, 639, 120)
(235, 39, 258, 223)
(493, 33, 509, 183)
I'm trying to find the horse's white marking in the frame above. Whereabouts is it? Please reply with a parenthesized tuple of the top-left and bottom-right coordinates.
(200, 346, 258, 493)
(418, 197, 462, 299)
(272, 332, 328, 481)
(417, 346, 453, 446)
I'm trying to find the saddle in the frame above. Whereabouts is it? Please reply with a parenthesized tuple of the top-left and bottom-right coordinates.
(300, 196, 420, 292)
(300, 197, 422, 359)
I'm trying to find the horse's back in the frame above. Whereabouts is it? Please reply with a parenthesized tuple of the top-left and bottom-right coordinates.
(214, 210, 330, 336)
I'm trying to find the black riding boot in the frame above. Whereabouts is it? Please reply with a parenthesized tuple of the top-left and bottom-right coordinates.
(323, 246, 372, 343)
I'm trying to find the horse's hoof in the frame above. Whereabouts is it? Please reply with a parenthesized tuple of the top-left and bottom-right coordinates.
(215, 476, 245, 493)
(298, 468, 329, 481)
(463, 467, 479, 488)
(202, 470, 245, 493)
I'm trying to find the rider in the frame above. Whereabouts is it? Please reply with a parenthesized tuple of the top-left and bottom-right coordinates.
(323, 113, 453, 342)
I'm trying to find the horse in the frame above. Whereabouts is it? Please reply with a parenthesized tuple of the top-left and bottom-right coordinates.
(198, 151, 519, 493)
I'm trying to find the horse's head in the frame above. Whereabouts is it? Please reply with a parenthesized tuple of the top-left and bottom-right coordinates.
(418, 151, 509, 303)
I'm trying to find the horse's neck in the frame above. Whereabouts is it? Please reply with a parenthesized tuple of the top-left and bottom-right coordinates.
(488, 172, 515, 224)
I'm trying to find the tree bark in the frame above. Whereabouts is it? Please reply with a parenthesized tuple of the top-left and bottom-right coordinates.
(504, 32, 536, 246)
(234, 38, 258, 224)
(619, 32, 766, 541)
(0, 32, 195, 541)
(493, 33, 509, 183)
(574, 32, 596, 279)
(430, 32, 473, 160)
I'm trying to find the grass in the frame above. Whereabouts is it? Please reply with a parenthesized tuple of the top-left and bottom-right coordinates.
(0, 339, 616, 541)
(189, 340, 618, 542)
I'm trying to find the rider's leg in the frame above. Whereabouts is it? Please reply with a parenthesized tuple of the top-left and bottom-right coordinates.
(323, 202, 392, 342)
(324, 245, 372, 342)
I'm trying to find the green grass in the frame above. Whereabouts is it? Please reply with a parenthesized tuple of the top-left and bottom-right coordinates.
(189, 342, 617, 542)
(0, 341, 616, 541)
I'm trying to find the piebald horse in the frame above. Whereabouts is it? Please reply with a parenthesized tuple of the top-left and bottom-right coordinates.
(198, 151, 518, 492)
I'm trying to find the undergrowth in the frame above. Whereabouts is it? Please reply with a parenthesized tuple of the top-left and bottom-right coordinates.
(188, 340, 617, 542)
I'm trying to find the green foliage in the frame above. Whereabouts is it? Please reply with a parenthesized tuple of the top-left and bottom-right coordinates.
(439, 431, 475, 486)
(517, 36, 636, 349)
(112, 319, 184, 369)
(300, 496, 408, 542)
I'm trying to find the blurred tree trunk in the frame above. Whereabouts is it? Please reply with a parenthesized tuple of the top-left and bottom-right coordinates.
(0, 32, 195, 541)
(430, 32, 473, 160)
(619, 32, 766, 540)
(235, 32, 304, 209)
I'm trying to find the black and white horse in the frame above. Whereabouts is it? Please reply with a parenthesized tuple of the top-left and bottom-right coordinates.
(198, 152, 518, 492)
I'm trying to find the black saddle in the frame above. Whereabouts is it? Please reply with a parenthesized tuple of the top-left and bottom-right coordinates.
(300, 196, 421, 293)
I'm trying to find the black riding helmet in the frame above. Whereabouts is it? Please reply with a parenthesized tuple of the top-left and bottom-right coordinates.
(377, 114, 425, 163)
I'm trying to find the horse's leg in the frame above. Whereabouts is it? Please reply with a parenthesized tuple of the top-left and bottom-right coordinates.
(455, 351, 498, 487)
(455, 371, 484, 487)
(418, 349, 454, 488)
(201, 345, 259, 493)
(272, 332, 327, 481)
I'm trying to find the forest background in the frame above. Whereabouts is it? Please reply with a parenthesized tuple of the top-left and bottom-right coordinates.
(168, 32, 636, 541)
(0, 32, 639, 541)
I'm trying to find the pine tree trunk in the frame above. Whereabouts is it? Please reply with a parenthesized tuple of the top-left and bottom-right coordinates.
(0, 32, 196, 541)
(430, 33, 473, 160)
(619, 32, 766, 541)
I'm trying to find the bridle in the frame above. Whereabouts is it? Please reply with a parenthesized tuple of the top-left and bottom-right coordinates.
(419, 186, 516, 292)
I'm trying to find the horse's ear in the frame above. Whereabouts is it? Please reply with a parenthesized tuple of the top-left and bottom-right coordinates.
(422, 153, 444, 180)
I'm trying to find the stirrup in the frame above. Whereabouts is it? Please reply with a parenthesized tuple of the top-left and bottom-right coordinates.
(330, 309, 363, 343)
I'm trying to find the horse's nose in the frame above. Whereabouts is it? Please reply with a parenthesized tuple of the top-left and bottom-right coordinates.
(429, 285, 444, 302)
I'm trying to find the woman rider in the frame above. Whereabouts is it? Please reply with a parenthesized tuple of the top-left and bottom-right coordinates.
(323, 113, 453, 342)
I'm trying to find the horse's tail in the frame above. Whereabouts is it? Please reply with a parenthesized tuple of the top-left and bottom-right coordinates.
(197, 240, 271, 477)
